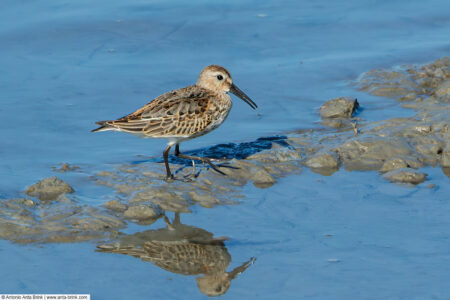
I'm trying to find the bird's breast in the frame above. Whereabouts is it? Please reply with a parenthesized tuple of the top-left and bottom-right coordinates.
(210, 93, 232, 125)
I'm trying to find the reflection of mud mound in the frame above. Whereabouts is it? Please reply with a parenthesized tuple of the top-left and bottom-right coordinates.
(97, 213, 255, 297)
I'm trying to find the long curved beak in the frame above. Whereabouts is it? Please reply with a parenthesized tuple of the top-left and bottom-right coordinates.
(227, 257, 256, 280)
(229, 84, 257, 110)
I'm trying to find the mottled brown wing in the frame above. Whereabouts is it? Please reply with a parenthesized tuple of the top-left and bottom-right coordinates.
(105, 85, 216, 137)
(142, 241, 230, 275)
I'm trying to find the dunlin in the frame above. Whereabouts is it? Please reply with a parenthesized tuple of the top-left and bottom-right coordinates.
(92, 65, 257, 179)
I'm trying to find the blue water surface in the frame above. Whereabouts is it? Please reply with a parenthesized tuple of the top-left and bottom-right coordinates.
(0, 0, 450, 299)
(1, 168, 450, 299)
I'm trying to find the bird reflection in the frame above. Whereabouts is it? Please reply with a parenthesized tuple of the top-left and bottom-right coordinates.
(97, 213, 255, 296)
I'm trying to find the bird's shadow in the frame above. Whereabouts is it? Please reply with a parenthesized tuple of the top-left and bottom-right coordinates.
(131, 135, 291, 166)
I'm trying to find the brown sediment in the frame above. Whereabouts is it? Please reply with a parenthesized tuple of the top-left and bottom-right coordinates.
(52, 163, 80, 172)
(0, 195, 126, 244)
(319, 97, 359, 119)
(26, 176, 74, 202)
(382, 168, 428, 184)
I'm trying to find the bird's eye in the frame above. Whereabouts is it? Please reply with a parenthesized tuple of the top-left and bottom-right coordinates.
(217, 75, 223, 80)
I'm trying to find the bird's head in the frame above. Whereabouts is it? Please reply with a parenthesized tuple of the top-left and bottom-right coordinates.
(197, 65, 257, 109)
(196, 273, 232, 297)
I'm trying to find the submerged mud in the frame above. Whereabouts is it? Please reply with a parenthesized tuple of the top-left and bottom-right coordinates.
(1, 58, 449, 244)
(0, 194, 125, 244)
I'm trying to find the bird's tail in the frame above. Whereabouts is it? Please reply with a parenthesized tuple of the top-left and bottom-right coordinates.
(91, 121, 113, 132)
(96, 245, 147, 258)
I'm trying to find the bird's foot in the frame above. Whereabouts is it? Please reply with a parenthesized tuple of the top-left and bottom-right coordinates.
(201, 158, 226, 175)
(182, 160, 197, 181)
(176, 153, 227, 175)
(165, 174, 175, 182)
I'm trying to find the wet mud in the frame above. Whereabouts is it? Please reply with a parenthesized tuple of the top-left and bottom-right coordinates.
(0, 194, 125, 244)
(1, 58, 449, 244)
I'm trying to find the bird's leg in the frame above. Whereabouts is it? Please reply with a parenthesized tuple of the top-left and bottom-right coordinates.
(163, 144, 174, 179)
(164, 215, 176, 230)
(174, 144, 196, 179)
(175, 144, 226, 175)
(191, 160, 196, 176)
(173, 212, 181, 225)
(163, 213, 180, 230)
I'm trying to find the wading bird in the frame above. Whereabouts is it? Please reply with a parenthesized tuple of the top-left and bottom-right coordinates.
(92, 65, 257, 179)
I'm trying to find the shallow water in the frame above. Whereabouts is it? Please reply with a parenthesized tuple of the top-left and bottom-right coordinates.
(2, 168, 450, 298)
(1, 0, 450, 298)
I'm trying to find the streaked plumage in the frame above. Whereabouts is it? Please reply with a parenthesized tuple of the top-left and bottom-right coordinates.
(94, 85, 230, 141)
(92, 65, 257, 179)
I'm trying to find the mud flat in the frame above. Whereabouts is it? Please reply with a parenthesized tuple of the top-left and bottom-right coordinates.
(1, 58, 448, 244)
(86, 57, 450, 220)
(296, 57, 449, 181)
(0, 177, 125, 243)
